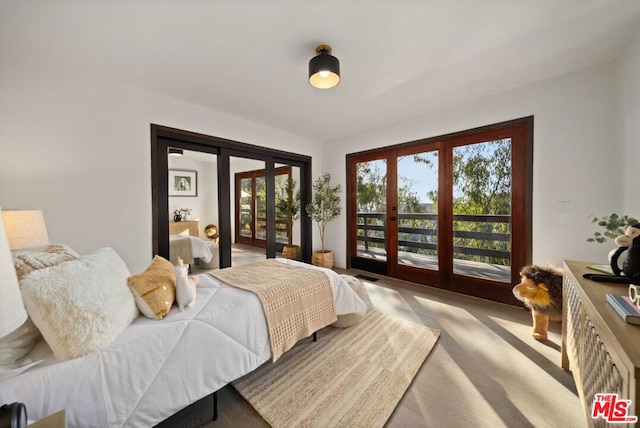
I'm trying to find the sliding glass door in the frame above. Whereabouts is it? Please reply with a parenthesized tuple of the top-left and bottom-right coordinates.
(151, 125, 313, 269)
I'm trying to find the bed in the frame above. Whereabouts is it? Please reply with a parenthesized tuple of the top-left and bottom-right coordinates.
(169, 234, 215, 265)
(0, 257, 366, 427)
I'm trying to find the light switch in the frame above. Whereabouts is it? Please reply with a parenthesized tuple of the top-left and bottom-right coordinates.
(557, 201, 571, 216)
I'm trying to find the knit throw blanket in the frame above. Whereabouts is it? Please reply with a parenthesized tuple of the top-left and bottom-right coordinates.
(210, 259, 337, 362)
(169, 235, 193, 265)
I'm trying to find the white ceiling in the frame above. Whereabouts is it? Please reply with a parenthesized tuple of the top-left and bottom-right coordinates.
(2, 0, 640, 142)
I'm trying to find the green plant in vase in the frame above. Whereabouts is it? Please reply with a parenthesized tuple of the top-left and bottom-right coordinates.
(179, 207, 192, 221)
(276, 177, 301, 260)
(587, 213, 639, 244)
(306, 173, 341, 268)
(588, 213, 639, 275)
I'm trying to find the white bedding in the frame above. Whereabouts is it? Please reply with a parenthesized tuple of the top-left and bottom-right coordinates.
(170, 235, 214, 263)
(0, 259, 366, 427)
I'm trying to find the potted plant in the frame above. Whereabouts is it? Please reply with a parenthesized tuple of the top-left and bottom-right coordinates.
(587, 213, 639, 273)
(587, 213, 639, 243)
(306, 173, 341, 268)
(276, 177, 301, 260)
(179, 207, 192, 221)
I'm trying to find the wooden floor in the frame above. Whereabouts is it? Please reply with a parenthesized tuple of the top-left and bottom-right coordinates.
(194, 247, 585, 428)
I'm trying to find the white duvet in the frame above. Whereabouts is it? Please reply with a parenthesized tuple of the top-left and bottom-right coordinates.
(0, 259, 366, 427)
(170, 234, 214, 263)
(188, 236, 214, 262)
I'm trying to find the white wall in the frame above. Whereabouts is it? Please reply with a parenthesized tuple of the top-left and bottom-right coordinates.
(0, 51, 320, 273)
(167, 153, 218, 233)
(323, 62, 621, 269)
(616, 23, 640, 217)
(1, 45, 634, 273)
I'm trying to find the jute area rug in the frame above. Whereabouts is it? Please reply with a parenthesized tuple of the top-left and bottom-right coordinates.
(233, 310, 440, 427)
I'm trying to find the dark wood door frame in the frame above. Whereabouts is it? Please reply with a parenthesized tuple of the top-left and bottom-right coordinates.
(346, 117, 533, 305)
(151, 124, 313, 268)
(234, 166, 292, 249)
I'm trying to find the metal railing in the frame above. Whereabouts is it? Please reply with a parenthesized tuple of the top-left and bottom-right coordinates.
(357, 212, 511, 263)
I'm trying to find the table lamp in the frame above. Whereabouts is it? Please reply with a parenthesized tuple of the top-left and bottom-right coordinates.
(0, 208, 47, 381)
(0, 207, 27, 340)
(1, 210, 49, 250)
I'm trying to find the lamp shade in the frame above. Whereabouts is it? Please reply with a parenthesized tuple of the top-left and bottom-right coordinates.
(168, 148, 184, 157)
(0, 207, 27, 339)
(1, 210, 50, 250)
(309, 44, 340, 89)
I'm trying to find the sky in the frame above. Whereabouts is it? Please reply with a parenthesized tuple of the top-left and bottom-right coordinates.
(366, 154, 438, 205)
(397, 153, 438, 203)
(363, 139, 510, 206)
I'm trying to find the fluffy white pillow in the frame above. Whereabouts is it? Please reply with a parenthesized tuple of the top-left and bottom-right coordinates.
(20, 247, 139, 361)
(174, 265, 196, 311)
(0, 244, 80, 368)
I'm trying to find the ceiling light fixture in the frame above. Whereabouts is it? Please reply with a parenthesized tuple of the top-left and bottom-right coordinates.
(308, 44, 340, 89)
(168, 148, 184, 157)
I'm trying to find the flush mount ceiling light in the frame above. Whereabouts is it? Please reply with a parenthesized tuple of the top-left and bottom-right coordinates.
(168, 148, 183, 157)
(308, 44, 340, 89)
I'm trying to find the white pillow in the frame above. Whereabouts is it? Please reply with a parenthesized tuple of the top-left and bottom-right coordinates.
(0, 244, 79, 370)
(174, 265, 196, 311)
(20, 247, 140, 361)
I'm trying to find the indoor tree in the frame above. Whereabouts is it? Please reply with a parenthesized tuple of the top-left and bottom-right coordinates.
(276, 176, 301, 259)
(306, 173, 341, 267)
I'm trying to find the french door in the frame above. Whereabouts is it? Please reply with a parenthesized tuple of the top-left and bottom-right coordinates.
(347, 118, 532, 304)
(235, 166, 291, 249)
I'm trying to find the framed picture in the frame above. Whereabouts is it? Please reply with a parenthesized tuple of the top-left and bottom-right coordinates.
(169, 169, 197, 197)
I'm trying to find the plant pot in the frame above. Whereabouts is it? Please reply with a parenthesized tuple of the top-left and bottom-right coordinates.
(282, 244, 301, 261)
(312, 250, 334, 269)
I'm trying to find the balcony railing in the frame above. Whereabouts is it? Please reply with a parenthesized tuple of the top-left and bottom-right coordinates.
(357, 212, 511, 264)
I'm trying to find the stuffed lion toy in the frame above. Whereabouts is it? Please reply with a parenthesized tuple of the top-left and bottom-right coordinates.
(512, 265, 563, 340)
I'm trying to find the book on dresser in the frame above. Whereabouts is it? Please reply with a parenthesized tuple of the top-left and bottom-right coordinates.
(606, 293, 640, 325)
(586, 264, 614, 275)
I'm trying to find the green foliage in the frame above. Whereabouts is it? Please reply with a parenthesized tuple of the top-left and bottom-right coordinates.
(356, 162, 386, 213)
(443, 140, 512, 265)
(452, 141, 511, 215)
(397, 176, 423, 213)
(276, 177, 300, 220)
(306, 173, 341, 252)
(276, 177, 300, 245)
(587, 213, 639, 243)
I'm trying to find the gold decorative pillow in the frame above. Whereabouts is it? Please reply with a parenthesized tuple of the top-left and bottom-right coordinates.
(127, 256, 176, 319)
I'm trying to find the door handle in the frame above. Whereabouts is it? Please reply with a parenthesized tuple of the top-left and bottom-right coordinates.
(390, 216, 397, 221)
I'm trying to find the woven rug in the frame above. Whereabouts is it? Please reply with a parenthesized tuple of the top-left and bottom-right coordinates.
(232, 310, 440, 427)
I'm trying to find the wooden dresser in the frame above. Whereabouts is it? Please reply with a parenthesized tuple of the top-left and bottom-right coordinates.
(562, 260, 640, 427)
(169, 220, 200, 237)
